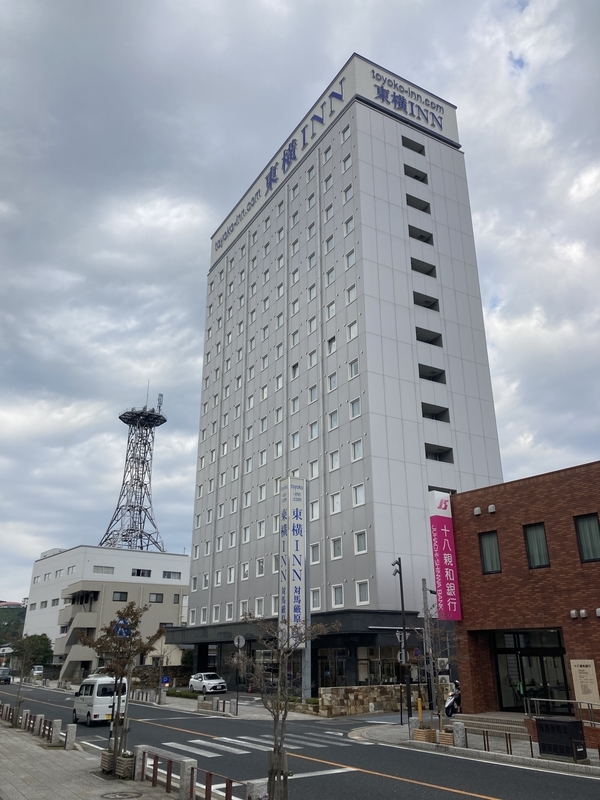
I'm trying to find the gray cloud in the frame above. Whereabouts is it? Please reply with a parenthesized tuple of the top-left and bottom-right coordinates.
(1, 0, 599, 601)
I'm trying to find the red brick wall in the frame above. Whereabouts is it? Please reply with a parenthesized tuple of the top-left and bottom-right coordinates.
(451, 461, 600, 713)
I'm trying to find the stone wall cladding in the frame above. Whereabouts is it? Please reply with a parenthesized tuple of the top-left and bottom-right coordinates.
(451, 461, 600, 715)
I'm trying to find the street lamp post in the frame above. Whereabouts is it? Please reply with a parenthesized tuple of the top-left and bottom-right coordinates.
(392, 558, 412, 720)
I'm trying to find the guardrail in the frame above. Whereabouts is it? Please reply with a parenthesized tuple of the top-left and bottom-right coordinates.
(0, 702, 71, 748)
(133, 744, 245, 800)
(463, 727, 535, 757)
(524, 696, 600, 726)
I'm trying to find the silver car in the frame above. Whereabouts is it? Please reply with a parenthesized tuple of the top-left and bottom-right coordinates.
(189, 672, 227, 695)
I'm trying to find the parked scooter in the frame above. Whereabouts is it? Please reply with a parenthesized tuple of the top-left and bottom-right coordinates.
(444, 680, 461, 717)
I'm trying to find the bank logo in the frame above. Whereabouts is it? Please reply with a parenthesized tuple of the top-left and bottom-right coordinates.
(437, 498, 449, 510)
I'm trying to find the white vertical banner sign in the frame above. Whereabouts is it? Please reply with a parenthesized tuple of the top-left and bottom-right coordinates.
(279, 477, 307, 648)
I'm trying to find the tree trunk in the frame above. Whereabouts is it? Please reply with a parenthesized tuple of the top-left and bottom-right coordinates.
(267, 749, 288, 800)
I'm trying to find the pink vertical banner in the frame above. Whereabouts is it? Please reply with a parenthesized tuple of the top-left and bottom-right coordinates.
(428, 491, 462, 621)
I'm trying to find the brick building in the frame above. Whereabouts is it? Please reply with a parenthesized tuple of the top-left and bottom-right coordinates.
(451, 461, 600, 715)
(452, 461, 600, 713)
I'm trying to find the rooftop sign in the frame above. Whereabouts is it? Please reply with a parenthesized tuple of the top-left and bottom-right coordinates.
(212, 54, 458, 256)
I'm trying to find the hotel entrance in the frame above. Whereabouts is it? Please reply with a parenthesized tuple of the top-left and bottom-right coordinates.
(493, 630, 570, 713)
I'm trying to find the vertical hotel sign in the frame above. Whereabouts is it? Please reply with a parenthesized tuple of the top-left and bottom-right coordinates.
(279, 477, 306, 646)
(428, 491, 462, 621)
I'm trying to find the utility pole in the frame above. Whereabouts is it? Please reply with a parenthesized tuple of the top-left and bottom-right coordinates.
(422, 578, 436, 711)
(392, 558, 412, 719)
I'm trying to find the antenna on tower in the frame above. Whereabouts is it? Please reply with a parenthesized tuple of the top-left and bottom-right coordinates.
(99, 395, 167, 552)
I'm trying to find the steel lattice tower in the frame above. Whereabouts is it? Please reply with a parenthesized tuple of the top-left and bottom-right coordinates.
(99, 395, 166, 551)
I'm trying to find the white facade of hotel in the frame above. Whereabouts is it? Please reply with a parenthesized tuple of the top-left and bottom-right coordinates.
(188, 54, 502, 633)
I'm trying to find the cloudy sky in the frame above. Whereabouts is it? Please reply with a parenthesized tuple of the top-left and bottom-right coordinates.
(1, 0, 599, 603)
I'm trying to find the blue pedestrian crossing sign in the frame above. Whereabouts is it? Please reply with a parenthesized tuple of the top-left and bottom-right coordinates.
(113, 618, 131, 638)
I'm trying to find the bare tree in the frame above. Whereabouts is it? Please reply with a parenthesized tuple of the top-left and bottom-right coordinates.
(10, 634, 52, 727)
(79, 602, 162, 771)
(234, 616, 339, 800)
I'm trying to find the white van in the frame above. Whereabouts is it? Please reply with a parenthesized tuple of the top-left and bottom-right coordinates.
(73, 676, 128, 726)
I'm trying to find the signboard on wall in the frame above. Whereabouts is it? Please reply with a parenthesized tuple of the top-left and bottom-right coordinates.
(279, 477, 307, 647)
(428, 491, 462, 621)
(570, 659, 600, 706)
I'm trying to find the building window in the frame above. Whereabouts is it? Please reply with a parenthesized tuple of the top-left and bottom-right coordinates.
(291, 210, 299, 227)
(307, 543, 319, 566)
(326, 235, 334, 253)
(307, 193, 315, 209)
(344, 184, 353, 202)
(173, 594, 180, 604)
(344, 217, 354, 235)
(200, 607, 207, 624)
(324, 174, 332, 192)
(202, 572, 209, 589)
(291, 396, 299, 414)
(348, 321, 358, 340)
(240, 600, 248, 618)
(310, 500, 320, 521)
(291, 363, 299, 379)
(524, 523, 550, 568)
(241, 562, 249, 580)
(132, 569, 151, 577)
(309, 460, 319, 479)
(349, 358, 359, 378)
(308, 350, 317, 367)
(351, 439, 363, 461)
(257, 519, 266, 539)
(291, 299, 299, 315)
(191, 576, 198, 592)
(214, 569, 222, 587)
(352, 484, 365, 506)
(226, 602, 233, 621)
(350, 398, 361, 418)
(311, 588, 321, 611)
(575, 514, 600, 562)
(243, 525, 250, 543)
(229, 530, 236, 547)
(274, 440, 283, 458)
(308, 283, 317, 301)
(29, 603, 36, 610)
(291, 432, 300, 449)
(292, 183, 299, 199)
(329, 450, 340, 471)
(291, 239, 299, 256)
(308, 385, 317, 403)
(329, 410, 338, 430)
(330, 493, 341, 515)
(343, 154, 352, 172)
(256, 558, 265, 577)
(113, 592, 128, 602)
(189, 608, 196, 625)
(356, 580, 370, 605)
(93, 565, 114, 574)
(271, 595, 279, 616)
(331, 537, 342, 558)
(212, 605, 221, 623)
(354, 530, 367, 554)
(479, 531, 501, 574)
(346, 250, 355, 269)
(163, 571, 182, 580)
(347, 284, 356, 304)
(332, 585, 344, 608)
(323, 145, 332, 162)
(327, 336, 336, 355)
(149, 593, 164, 603)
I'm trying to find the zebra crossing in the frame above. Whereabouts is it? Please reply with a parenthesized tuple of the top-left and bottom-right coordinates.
(162, 727, 368, 760)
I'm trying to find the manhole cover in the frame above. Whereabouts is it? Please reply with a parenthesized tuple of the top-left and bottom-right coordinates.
(101, 793, 143, 799)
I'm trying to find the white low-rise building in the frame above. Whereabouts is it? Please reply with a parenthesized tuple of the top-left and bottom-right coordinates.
(24, 545, 189, 680)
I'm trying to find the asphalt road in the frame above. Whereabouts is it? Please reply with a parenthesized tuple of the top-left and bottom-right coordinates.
(2, 683, 599, 800)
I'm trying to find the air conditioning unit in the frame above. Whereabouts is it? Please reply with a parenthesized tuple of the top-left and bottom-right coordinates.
(437, 658, 449, 671)
(438, 675, 450, 684)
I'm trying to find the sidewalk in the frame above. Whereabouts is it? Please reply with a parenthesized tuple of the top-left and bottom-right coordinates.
(0, 720, 167, 800)
(352, 721, 600, 777)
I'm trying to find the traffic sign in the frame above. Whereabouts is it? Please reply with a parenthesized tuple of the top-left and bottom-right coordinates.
(113, 618, 131, 638)
(161, 676, 170, 685)
(413, 647, 420, 658)
(234, 635, 245, 649)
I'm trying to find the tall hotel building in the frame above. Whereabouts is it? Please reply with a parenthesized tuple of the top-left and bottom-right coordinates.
(174, 55, 503, 687)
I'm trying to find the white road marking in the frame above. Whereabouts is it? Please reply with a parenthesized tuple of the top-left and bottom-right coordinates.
(188, 738, 250, 754)
(162, 741, 220, 758)
(219, 736, 277, 752)
(289, 768, 357, 779)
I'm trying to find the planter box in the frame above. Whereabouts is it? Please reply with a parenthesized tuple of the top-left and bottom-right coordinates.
(413, 728, 436, 743)
(438, 731, 454, 746)
(100, 750, 114, 773)
(115, 756, 134, 779)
